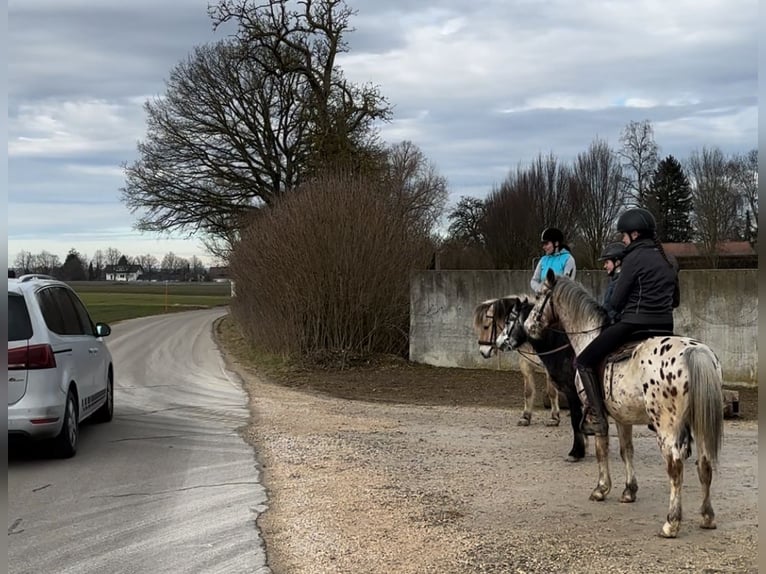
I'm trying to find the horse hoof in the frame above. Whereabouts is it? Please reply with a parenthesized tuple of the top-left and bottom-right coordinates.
(517, 418, 531, 427)
(589, 490, 607, 502)
(659, 523, 679, 538)
(700, 519, 717, 530)
(565, 455, 583, 463)
(619, 493, 636, 503)
(544, 418, 560, 427)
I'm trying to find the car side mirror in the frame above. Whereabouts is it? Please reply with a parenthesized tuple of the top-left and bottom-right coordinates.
(96, 323, 111, 337)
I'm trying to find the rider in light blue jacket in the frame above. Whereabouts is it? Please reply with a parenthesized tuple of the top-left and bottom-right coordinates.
(531, 228, 576, 294)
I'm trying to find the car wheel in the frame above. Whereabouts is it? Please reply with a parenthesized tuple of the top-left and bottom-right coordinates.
(53, 390, 78, 459)
(94, 370, 114, 423)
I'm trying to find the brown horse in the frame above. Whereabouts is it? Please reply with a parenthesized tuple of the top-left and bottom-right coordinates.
(474, 295, 586, 461)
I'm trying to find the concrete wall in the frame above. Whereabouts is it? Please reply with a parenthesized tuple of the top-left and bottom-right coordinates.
(409, 269, 757, 386)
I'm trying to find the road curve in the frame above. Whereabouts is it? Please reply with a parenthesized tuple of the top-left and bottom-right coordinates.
(8, 308, 270, 574)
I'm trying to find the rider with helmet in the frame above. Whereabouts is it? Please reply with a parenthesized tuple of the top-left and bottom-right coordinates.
(531, 228, 576, 294)
(599, 241, 625, 323)
(576, 208, 680, 436)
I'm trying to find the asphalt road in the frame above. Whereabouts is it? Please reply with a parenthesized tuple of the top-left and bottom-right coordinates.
(8, 308, 270, 574)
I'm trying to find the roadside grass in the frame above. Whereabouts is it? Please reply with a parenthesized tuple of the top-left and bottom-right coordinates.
(215, 316, 296, 377)
(69, 281, 232, 324)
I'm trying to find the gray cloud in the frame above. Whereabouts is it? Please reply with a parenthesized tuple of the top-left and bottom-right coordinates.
(7, 0, 758, 262)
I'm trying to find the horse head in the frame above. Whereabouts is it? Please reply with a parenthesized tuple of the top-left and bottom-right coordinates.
(524, 268, 559, 339)
(496, 296, 532, 351)
(473, 296, 522, 358)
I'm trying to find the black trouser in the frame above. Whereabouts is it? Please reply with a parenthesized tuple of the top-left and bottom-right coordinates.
(576, 321, 674, 370)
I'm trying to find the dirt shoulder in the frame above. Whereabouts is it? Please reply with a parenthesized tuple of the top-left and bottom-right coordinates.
(215, 317, 758, 574)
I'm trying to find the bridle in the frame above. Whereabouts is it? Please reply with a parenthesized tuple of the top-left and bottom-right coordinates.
(477, 308, 498, 347)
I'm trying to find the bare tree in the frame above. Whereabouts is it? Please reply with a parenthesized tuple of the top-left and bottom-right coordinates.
(104, 247, 123, 268)
(137, 253, 159, 276)
(687, 146, 744, 266)
(447, 196, 486, 245)
(90, 249, 105, 280)
(33, 251, 61, 275)
(729, 148, 758, 247)
(384, 140, 448, 233)
(123, 0, 391, 259)
(161, 252, 188, 273)
(571, 138, 630, 267)
(13, 250, 34, 274)
(481, 152, 574, 269)
(618, 119, 659, 207)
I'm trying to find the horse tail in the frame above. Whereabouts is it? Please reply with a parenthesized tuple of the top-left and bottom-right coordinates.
(686, 345, 724, 467)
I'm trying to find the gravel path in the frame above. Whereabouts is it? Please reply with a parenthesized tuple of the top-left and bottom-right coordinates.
(220, 345, 758, 574)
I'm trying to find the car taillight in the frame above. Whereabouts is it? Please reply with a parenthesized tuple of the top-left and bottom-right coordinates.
(8, 344, 57, 370)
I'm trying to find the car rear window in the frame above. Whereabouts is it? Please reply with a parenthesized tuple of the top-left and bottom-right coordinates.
(9, 293, 33, 341)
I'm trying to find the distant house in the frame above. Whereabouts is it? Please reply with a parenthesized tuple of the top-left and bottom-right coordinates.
(104, 263, 144, 282)
(208, 266, 231, 282)
(662, 241, 757, 269)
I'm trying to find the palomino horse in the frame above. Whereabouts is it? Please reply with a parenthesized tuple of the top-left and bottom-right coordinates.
(519, 270, 724, 538)
(474, 296, 586, 462)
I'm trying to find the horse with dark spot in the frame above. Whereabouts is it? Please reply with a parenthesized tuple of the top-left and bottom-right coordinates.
(524, 271, 724, 538)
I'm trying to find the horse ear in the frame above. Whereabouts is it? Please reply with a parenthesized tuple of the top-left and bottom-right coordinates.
(545, 267, 557, 285)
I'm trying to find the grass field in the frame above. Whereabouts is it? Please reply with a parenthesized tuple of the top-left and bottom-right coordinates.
(69, 281, 232, 324)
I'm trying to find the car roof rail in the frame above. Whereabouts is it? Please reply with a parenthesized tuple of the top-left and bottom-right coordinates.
(17, 273, 58, 282)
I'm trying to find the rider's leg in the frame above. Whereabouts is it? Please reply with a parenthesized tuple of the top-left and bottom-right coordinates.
(575, 322, 636, 436)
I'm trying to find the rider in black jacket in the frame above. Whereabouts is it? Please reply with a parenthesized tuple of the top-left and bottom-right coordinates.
(576, 208, 680, 436)
(599, 241, 625, 323)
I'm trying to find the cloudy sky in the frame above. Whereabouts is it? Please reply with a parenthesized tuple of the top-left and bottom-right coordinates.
(8, 0, 757, 266)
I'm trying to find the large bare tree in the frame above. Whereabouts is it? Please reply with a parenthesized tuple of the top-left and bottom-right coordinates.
(482, 152, 574, 269)
(687, 146, 744, 266)
(122, 0, 391, 260)
(571, 138, 630, 267)
(618, 119, 659, 207)
(729, 148, 758, 247)
(384, 140, 448, 234)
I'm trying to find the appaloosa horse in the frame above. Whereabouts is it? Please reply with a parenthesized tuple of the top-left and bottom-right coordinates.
(518, 270, 724, 538)
(474, 295, 585, 462)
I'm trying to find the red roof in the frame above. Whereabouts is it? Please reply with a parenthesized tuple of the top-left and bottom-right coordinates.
(662, 241, 755, 257)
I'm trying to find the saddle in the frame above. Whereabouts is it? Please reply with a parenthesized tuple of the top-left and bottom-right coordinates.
(598, 329, 675, 398)
(602, 329, 675, 367)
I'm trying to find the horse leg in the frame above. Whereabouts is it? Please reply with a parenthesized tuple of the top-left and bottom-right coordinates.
(517, 362, 534, 426)
(615, 422, 638, 502)
(543, 375, 561, 426)
(564, 387, 585, 462)
(589, 434, 612, 501)
(660, 450, 685, 538)
(697, 455, 716, 529)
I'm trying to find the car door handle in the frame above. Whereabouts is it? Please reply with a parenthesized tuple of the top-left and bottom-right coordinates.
(89, 348, 99, 354)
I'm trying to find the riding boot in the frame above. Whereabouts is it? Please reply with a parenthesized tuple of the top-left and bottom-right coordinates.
(577, 366, 608, 436)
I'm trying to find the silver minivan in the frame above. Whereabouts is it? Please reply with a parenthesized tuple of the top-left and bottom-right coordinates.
(8, 275, 114, 457)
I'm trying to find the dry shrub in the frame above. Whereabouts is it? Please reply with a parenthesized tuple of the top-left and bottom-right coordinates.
(229, 170, 433, 360)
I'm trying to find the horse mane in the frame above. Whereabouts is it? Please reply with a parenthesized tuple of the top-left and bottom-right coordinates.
(551, 276, 607, 327)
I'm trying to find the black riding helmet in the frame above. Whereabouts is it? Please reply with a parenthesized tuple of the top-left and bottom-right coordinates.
(616, 208, 656, 234)
(540, 227, 564, 244)
(598, 242, 625, 261)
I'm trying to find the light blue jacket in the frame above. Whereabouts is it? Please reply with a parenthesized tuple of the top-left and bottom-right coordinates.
(530, 249, 576, 293)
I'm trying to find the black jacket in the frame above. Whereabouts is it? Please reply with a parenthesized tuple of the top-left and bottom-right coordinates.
(602, 267, 620, 323)
(609, 238, 679, 325)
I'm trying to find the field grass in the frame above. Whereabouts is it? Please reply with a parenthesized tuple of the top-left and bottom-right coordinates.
(69, 281, 232, 324)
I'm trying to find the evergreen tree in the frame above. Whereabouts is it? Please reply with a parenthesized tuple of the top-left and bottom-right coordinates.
(647, 155, 693, 242)
(60, 249, 87, 281)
